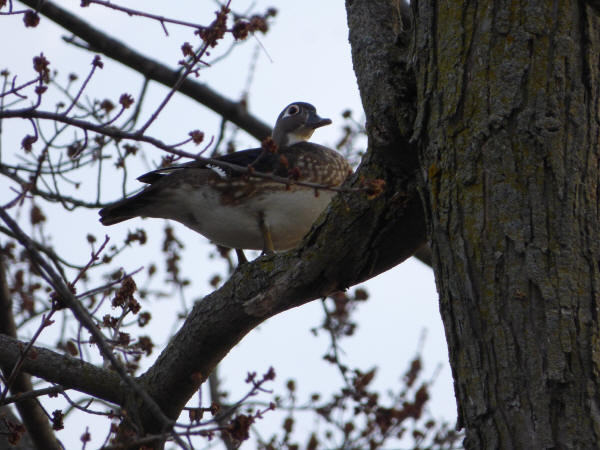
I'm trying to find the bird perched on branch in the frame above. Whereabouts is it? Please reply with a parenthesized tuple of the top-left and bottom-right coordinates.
(99, 102, 351, 262)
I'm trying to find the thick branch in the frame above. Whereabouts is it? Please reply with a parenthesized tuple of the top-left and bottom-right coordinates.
(0, 333, 124, 406)
(136, 0, 424, 434)
(138, 171, 425, 431)
(346, 0, 415, 152)
(19, 0, 271, 140)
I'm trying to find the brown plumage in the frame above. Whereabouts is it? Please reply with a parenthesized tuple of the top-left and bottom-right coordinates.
(99, 102, 350, 254)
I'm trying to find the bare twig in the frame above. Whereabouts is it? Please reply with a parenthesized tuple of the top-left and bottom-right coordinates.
(0, 76, 39, 99)
(207, 368, 236, 450)
(82, 0, 205, 33)
(0, 385, 65, 406)
(0, 311, 57, 403)
(0, 164, 109, 209)
(62, 55, 103, 117)
(136, 1, 233, 134)
(18, 0, 272, 140)
(0, 207, 188, 448)
(0, 108, 361, 194)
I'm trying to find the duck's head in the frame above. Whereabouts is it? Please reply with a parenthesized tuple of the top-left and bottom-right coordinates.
(272, 102, 332, 147)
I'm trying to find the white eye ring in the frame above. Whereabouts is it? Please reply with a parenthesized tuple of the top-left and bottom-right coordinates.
(284, 105, 300, 116)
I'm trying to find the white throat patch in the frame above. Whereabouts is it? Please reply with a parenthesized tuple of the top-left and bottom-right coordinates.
(286, 132, 310, 145)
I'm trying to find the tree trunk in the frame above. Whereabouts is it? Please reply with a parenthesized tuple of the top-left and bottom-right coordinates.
(414, 0, 600, 447)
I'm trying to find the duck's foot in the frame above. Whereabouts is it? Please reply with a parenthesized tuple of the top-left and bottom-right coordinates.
(258, 212, 275, 254)
(235, 248, 248, 265)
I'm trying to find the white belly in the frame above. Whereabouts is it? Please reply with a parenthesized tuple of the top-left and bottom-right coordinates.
(169, 186, 335, 250)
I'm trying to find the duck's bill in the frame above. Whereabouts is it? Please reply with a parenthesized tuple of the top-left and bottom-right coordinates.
(307, 114, 332, 129)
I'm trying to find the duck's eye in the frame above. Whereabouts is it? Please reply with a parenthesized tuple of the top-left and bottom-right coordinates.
(286, 105, 300, 116)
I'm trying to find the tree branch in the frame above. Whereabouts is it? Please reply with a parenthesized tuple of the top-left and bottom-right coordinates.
(0, 109, 361, 195)
(0, 164, 106, 209)
(135, 0, 425, 435)
(19, 0, 272, 140)
(0, 333, 123, 406)
(1, 385, 65, 406)
(0, 207, 187, 447)
(137, 167, 425, 433)
(0, 258, 61, 450)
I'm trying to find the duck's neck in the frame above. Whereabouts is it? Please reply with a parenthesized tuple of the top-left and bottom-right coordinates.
(272, 129, 314, 147)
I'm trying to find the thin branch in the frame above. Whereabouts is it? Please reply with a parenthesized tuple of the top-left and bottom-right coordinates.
(0, 164, 108, 209)
(61, 55, 102, 117)
(320, 298, 351, 386)
(60, 389, 115, 417)
(0, 109, 362, 195)
(121, 77, 149, 130)
(0, 207, 187, 448)
(135, 0, 232, 134)
(135, 39, 209, 133)
(0, 311, 57, 403)
(82, 0, 205, 32)
(0, 385, 65, 407)
(76, 266, 144, 300)
(0, 76, 39, 99)
(207, 368, 236, 450)
(19, 0, 272, 140)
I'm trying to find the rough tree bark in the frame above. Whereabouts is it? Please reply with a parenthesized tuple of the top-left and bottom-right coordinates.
(414, 0, 600, 448)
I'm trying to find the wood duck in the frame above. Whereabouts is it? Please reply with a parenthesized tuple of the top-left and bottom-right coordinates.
(99, 102, 351, 259)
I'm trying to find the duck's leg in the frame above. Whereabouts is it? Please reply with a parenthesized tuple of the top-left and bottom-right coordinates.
(258, 212, 275, 254)
(235, 248, 248, 264)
